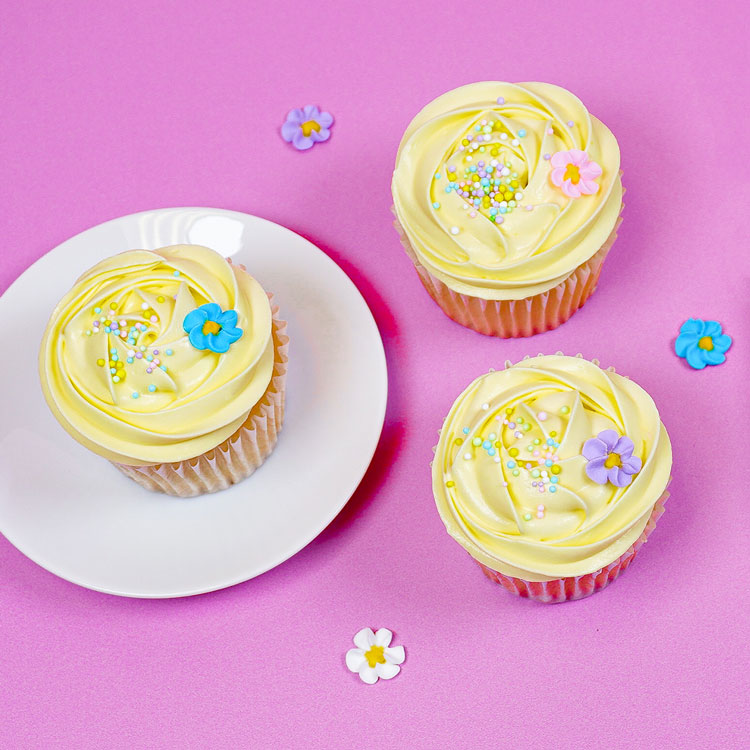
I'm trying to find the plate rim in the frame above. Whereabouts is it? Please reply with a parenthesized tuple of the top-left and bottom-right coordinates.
(0, 206, 388, 598)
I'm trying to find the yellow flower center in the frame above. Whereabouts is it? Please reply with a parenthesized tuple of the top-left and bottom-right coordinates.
(202, 320, 221, 335)
(300, 119, 320, 137)
(604, 453, 621, 469)
(698, 336, 714, 351)
(563, 163, 581, 184)
(364, 645, 386, 668)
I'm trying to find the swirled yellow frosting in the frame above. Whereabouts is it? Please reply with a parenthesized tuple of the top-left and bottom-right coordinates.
(432, 356, 671, 581)
(393, 82, 622, 300)
(39, 245, 274, 466)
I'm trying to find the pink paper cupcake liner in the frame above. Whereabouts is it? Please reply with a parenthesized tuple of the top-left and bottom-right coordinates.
(476, 480, 671, 603)
(113, 297, 288, 497)
(393, 197, 623, 338)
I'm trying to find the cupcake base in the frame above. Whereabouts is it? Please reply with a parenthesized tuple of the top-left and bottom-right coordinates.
(113, 298, 288, 497)
(394, 198, 623, 338)
(476, 481, 670, 603)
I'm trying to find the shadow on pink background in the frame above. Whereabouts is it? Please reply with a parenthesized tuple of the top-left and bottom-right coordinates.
(1, 1, 747, 748)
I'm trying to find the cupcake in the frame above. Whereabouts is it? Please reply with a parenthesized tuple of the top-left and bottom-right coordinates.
(393, 82, 623, 337)
(39, 244, 288, 497)
(432, 355, 672, 602)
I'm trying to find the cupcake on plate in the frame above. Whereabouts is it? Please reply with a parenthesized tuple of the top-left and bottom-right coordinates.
(39, 244, 288, 497)
(432, 355, 671, 602)
(393, 82, 623, 337)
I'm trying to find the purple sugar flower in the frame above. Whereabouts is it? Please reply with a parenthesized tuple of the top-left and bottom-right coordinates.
(281, 105, 334, 151)
(582, 430, 642, 488)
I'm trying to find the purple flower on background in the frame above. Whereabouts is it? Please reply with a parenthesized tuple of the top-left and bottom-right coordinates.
(674, 318, 732, 370)
(582, 430, 642, 488)
(281, 105, 334, 151)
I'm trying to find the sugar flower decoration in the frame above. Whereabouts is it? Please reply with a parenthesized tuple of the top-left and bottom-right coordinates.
(281, 105, 334, 151)
(345, 628, 405, 685)
(549, 149, 602, 198)
(675, 319, 732, 370)
(582, 430, 642, 487)
(183, 303, 243, 354)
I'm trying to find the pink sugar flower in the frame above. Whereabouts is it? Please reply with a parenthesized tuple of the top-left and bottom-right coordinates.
(549, 149, 602, 198)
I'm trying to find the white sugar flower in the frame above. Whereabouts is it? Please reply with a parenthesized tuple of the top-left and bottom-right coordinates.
(345, 628, 405, 684)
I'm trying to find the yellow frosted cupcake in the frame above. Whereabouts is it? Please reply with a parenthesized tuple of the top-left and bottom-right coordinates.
(393, 82, 623, 337)
(39, 244, 288, 497)
(432, 355, 671, 602)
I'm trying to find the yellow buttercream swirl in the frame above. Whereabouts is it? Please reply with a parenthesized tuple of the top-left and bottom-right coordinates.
(393, 82, 622, 300)
(432, 356, 671, 581)
(39, 244, 274, 465)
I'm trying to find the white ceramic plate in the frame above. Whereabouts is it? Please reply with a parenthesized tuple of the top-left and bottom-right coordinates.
(0, 208, 387, 597)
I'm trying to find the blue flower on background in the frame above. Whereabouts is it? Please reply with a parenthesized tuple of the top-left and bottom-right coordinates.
(183, 303, 243, 354)
(674, 319, 732, 370)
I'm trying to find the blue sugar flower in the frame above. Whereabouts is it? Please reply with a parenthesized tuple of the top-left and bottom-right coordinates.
(674, 319, 732, 370)
(183, 303, 243, 354)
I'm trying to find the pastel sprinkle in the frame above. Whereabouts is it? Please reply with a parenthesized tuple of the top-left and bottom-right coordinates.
(148, 384, 156, 393)
(131, 392, 140, 399)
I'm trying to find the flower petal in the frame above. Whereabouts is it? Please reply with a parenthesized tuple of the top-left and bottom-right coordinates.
(712, 334, 732, 353)
(578, 179, 600, 195)
(188, 327, 207, 350)
(223, 325, 243, 343)
(375, 662, 400, 680)
(549, 167, 566, 186)
(302, 104, 320, 119)
(620, 455, 642, 474)
(182, 308, 208, 333)
(550, 151, 571, 168)
(597, 430, 619, 452)
(218, 309, 238, 328)
(292, 131, 314, 150)
(580, 161, 602, 179)
(685, 344, 707, 370)
(202, 303, 222, 321)
(585, 457, 609, 484)
(374, 628, 392, 648)
(610, 467, 634, 487)
(286, 108, 305, 124)
(613, 436, 634, 458)
(675, 332, 697, 357)
(357, 664, 379, 684)
(353, 628, 375, 650)
(703, 320, 721, 337)
(702, 350, 726, 366)
(568, 149, 588, 165)
(316, 111, 334, 128)
(679, 319, 703, 335)
(310, 128, 331, 143)
(582, 437, 607, 461)
(384, 645, 405, 665)
(345, 649, 365, 673)
(281, 121, 300, 142)
(562, 179, 581, 198)
(207, 331, 231, 353)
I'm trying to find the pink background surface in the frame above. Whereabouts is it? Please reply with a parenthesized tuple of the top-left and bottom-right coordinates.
(1, 1, 748, 747)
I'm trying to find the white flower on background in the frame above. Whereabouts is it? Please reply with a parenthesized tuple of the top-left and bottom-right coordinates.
(345, 628, 405, 684)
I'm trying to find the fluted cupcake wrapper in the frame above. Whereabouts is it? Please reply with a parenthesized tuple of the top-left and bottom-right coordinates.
(476, 479, 671, 603)
(113, 297, 288, 497)
(393, 195, 624, 338)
